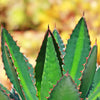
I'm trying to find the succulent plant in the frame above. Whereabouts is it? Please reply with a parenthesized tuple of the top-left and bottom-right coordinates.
(0, 16, 99, 100)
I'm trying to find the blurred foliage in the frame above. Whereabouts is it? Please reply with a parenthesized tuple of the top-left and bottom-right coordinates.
(0, 0, 100, 90)
(0, 0, 100, 32)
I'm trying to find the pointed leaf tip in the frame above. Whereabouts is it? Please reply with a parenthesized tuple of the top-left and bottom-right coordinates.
(83, 11, 85, 17)
(63, 16, 91, 86)
(48, 24, 49, 29)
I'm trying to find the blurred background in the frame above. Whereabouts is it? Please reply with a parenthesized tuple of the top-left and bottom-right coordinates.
(0, 0, 100, 90)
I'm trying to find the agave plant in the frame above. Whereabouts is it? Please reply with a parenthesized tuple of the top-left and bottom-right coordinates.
(0, 16, 99, 100)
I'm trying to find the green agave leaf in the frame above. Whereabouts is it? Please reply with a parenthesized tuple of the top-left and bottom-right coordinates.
(1, 28, 38, 100)
(0, 90, 10, 100)
(88, 68, 100, 100)
(48, 73, 80, 100)
(0, 84, 10, 100)
(63, 17, 91, 85)
(85, 81, 93, 98)
(0, 83, 19, 100)
(51, 29, 63, 75)
(40, 33, 62, 100)
(49, 30, 63, 75)
(24, 56, 35, 84)
(0, 84, 10, 96)
(35, 27, 63, 98)
(53, 29, 65, 57)
(79, 45, 97, 99)
(35, 30, 48, 97)
(88, 87, 100, 100)
(1, 32, 25, 99)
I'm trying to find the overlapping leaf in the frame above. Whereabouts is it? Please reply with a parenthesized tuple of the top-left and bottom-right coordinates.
(24, 56, 35, 84)
(88, 67, 100, 100)
(63, 17, 91, 85)
(0, 83, 19, 100)
(1, 31, 25, 99)
(53, 29, 65, 57)
(79, 45, 97, 99)
(35, 30, 48, 98)
(1, 28, 38, 100)
(35, 28, 63, 99)
(0, 84, 10, 100)
(0, 90, 9, 100)
(40, 33, 62, 100)
(48, 74, 80, 100)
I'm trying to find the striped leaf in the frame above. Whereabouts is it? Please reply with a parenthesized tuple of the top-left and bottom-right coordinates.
(88, 67, 100, 100)
(1, 31, 25, 99)
(63, 17, 91, 85)
(1, 28, 38, 100)
(79, 45, 97, 99)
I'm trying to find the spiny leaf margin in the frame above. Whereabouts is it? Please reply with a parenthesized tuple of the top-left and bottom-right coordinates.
(63, 17, 91, 86)
(40, 32, 62, 100)
(79, 45, 97, 98)
(48, 73, 80, 100)
(1, 28, 38, 100)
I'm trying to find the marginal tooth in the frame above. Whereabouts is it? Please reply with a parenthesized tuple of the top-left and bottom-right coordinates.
(75, 83, 77, 86)
(50, 89, 53, 91)
(18, 77, 20, 81)
(15, 67, 17, 70)
(4, 42, 7, 46)
(17, 72, 19, 75)
(82, 64, 85, 67)
(30, 74, 32, 77)
(86, 58, 88, 63)
(77, 87, 80, 90)
(28, 67, 31, 70)
(78, 78, 81, 81)
(49, 91, 51, 94)
(80, 71, 83, 73)
(46, 97, 49, 99)
(25, 59, 28, 62)
(7, 94, 10, 96)
(86, 57, 88, 60)
(53, 85, 55, 88)
(65, 72, 69, 77)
